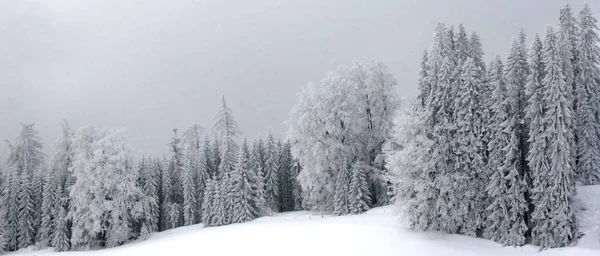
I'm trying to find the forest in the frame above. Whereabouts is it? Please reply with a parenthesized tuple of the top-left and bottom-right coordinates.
(1, 3, 599, 254)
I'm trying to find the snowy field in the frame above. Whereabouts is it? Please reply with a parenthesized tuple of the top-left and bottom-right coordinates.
(9, 186, 600, 256)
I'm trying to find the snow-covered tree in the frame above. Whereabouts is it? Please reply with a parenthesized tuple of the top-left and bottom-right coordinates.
(530, 26, 576, 249)
(289, 158, 303, 210)
(166, 129, 184, 229)
(417, 50, 430, 107)
(348, 161, 371, 214)
(2, 123, 45, 251)
(182, 153, 197, 226)
(231, 140, 262, 223)
(287, 59, 398, 212)
(38, 169, 58, 247)
(139, 159, 159, 233)
(201, 179, 215, 226)
(333, 159, 350, 216)
(69, 127, 144, 249)
(263, 132, 279, 212)
(574, 4, 600, 185)
(53, 198, 70, 252)
(384, 104, 435, 230)
(250, 139, 267, 214)
(485, 53, 529, 245)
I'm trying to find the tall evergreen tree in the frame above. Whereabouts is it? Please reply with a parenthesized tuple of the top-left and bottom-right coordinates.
(263, 132, 280, 212)
(530, 26, 576, 249)
(333, 159, 350, 216)
(38, 170, 58, 247)
(485, 52, 529, 246)
(3, 124, 45, 250)
(575, 4, 600, 185)
(348, 161, 371, 214)
(201, 179, 215, 226)
(167, 129, 184, 229)
(52, 198, 70, 252)
(182, 153, 197, 226)
(231, 140, 262, 223)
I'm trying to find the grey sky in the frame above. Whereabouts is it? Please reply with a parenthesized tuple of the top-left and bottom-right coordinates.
(1, 0, 597, 162)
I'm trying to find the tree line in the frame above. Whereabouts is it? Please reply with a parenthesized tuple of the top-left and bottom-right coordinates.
(0, 97, 302, 253)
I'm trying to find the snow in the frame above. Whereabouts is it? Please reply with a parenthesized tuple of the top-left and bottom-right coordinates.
(9, 199, 600, 256)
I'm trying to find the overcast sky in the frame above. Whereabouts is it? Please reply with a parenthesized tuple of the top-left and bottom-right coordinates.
(1, 0, 598, 162)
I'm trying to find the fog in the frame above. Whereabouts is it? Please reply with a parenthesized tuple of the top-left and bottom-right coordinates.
(1, 0, 597, 163)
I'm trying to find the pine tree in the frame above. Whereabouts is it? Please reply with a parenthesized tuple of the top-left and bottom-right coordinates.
(38, 170, 58, 247)
(159, 156, 171, 231)
(231, 140, 261, 223)
(142, 159, 160, 233)
(3, 124, 45, 250)
(348, 161, 371, 214)
(526, 36, 546, 246)
(417, 50, 430, 107)
(333, 159, 350, 216)
(450, 58, 487, 237)
(485, 52, 529, 245)
(263, 132, 280, 212)
(201, 179, 215, 226)
(575, 4, 600, 185)
(250, 139, 267, 214)
(429, 56, 455, 233)
(277, 142, 294, 212)
(18, 173, 36, 249)
(182, 154, 197, 226)
(504, 32, 530, 188)
(210, 179, 227, 227)
(52, 198, 70, 252)
(195, 141, 209, 224)
(530, 26, 576, 249)
(167, 129, 184, 229)
(289, 158, 303, 211)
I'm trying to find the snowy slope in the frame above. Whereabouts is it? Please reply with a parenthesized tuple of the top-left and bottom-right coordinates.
(9, 199, 600, 256)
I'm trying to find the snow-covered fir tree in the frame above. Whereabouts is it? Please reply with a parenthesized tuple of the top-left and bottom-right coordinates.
(250, 139, 267, 214)
(53, 198, 70, 252)
(182, 153, 197, 226)
(530, 26, 576, 249)
(263, 132, 280, 212)
(574, 4, 600, 185)
(38, 169, 58, 247)
(201, 179, 215, 226)
(231, 140, 262, 223)
(277, 141, 294, 212)
(140, 158, 160, 233)
(333, 158, 350, 216)
(289, 158, 303, 211)
(449, 58, 487, 237)
(485, 54, 529, 246)
(166, 129, 184, 229)
(2, 123, 45, 251)
(348, 161, 371, 215)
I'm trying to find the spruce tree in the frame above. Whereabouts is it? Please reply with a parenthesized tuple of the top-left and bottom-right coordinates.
(160, 156, 172, 231)
(263, 132, 280, 212)
(231, 140, 261, 223)
(201, 179, 215, 226)
(333, 159, 350, 216)
(52, 198, 70, 252)
(182, 153, 197, 226)
(575, 4, 600, 185)
(451, 58, 487, 237)
(38, 170, 58, 247)
(485, 52, 529, 245)
(530, 26, 576, 249)
(348, 161, 371, 214)
(167, 129, 184, 229)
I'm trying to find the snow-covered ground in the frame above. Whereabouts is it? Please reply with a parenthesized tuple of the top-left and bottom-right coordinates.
(10, 186, 600, 256)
